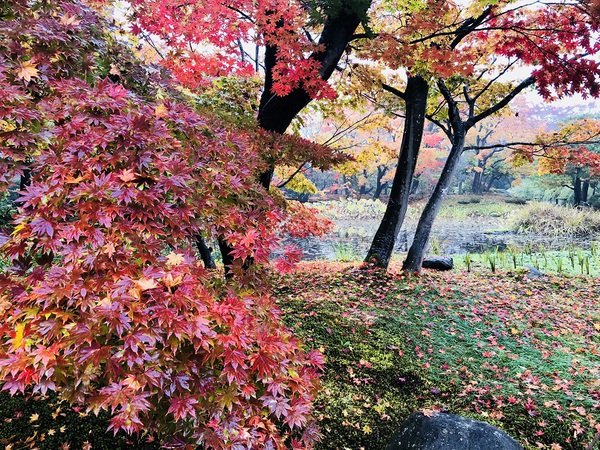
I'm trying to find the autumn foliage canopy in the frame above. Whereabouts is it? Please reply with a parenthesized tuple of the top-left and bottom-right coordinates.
(0, 1, 331, 448)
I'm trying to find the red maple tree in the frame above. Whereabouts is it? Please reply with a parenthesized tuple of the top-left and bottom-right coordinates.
(0, 1, 327, 448)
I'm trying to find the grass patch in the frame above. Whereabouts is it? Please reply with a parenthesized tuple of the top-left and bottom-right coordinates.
(275, 263, 600, 450)
(310, 195, 519, 224)
(432, 195, 516, 220)
(331, 241, 363, 262)
(454, 246, 600, 277)
(510, 202, 600, 236)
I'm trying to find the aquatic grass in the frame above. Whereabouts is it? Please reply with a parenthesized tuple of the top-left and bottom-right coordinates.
(507, 245, 519, 269)
(429, 237, 443, 255)
(591, 241, 600, 257)
(483, 250, 497, 273)
(552, 255, 564, 274)
(452, 247, 600, 277)
(331, 241, 362, 262)
(510, 202, 600, 236)
(464, 253, 472, 272)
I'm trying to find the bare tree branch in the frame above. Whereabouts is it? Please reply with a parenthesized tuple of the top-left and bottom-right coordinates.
(277, 162, 308, 189)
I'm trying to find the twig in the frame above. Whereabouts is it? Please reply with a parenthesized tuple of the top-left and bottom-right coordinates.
(587, 432, 600, 450)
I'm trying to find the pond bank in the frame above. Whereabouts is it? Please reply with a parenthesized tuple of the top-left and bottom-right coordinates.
(290, 196, 600, 261)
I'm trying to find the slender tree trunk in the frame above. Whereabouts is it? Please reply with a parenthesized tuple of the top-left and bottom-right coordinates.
(472, 161, 484, 194)
(410, 177, 420, 195)
(403, 127, 467, 272)
(374, 167, 388, 199)
(574, 174, 582, 205)
(364, 76, 429, 268)
(218, 238, 236, 279)
(582, 180, 590, 204)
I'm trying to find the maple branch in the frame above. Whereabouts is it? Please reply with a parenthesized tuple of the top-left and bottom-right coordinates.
(382, 82, 407, 101)
(479, 126, 496, 145)
(477, 23, 587, 74)
(585, 433, 600, 450)
(485, 0, 544, 22)
(464, 137, 600, 152)
(449, 6, 492, 49)
(470, 60, 517, 106)
(226, 6, 255, 24)
(319, 110, 376, 148)
(237, 39, 246, 64)
(303, 28, 316, 44)
(427, 115, 452, 141)
(429, 98, 447, 119)
(463, 85, 475, 119)
(425, 95, 452, 140)
(474, 63, 492, 84)
(255, 44, 260, 72)
(402, 6, 492, 48)
(489, 156, 507, 168)
(407, 28, 461, 45)
(437, 80, 460, 133)
(140, 33, 165, 59)
(462, 85, 472, 104)
(277, 162, 308, 189)
(466, 76, 536, 128)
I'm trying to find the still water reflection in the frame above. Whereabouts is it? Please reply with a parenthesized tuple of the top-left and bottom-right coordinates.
(283, 217, 593, 261)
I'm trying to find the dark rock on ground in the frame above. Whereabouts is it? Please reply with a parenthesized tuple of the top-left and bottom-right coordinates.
(524, 265, 543, 279)
(386, 411, 523, 450)
(422, 257, 453, 271)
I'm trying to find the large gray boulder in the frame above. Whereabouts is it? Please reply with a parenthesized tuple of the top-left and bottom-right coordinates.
(422, 257, 453, 271)
(386, 412, 523, 450)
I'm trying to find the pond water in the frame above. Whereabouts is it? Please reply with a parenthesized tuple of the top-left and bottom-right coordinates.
(286, 216, 595, 261)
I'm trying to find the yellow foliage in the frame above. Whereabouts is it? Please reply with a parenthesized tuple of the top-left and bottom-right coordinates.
(275, 166, 318, 194)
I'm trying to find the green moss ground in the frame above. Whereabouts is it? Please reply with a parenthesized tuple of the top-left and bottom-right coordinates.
(1, 263, 598, 450)
(275, 263, 600, 450)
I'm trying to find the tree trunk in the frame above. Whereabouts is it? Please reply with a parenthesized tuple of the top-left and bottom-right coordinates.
(218, 238, 236, 279)
(403, 127, 467, 272)
(485, 174, 498, 192)
(364, 76, 429, 268)
(195, 235, 216, 269)
(471, 162, 484, 194)
(574, 174, 582, 205)
(220, 6, 368, 275)
(374, 166, 388, 199)
(257, 7, 365, 188)
(582, 179, 590, 204)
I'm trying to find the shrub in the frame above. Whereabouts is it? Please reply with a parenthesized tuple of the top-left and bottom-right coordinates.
(0, 2, 325, 448)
